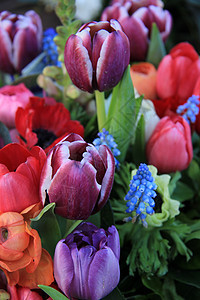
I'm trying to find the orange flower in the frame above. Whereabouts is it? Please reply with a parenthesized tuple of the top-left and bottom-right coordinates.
(130, 62, 157, 99)
(0, 212, 54, 289)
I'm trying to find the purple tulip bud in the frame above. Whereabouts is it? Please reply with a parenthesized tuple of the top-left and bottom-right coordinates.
(40, 133, 115, 219)
(0, 10, 43, 74)
(101, 3, 172, 61)
(64, 19, 130, 93)
(54, 222, 120, 300)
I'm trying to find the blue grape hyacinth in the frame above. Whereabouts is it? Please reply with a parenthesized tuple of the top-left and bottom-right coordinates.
(176, 95, 200, 124)
(93, 128, 120, 168)
(42, 28, 61, 67)
(124, 163, 157, 227)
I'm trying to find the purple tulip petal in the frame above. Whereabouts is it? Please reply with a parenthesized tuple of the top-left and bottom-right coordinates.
(70, 246, 96, 299)
(61, 133, 84, 143)
(48, 160, 101, 219)
(54, 240, 74, 297)
(121, 16, 148, 61)
(149, 6, 172, 41)
(96, 30, 130, 91)
(64, 34, 93, 93)
(25, 10, 43, 47)
(13, 27, 39, 72)
(93, 145, 115, 212)
(107, 225, 120, 260)
(88, 247, 120, 300)
(0, 28, 14, 73)
(92, 228, 107, 249)
(85, 145, 106, 184)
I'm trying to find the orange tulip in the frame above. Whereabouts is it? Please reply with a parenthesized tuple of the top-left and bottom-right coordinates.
(130, 62, 157, 99)
(0, 212, 54, 289)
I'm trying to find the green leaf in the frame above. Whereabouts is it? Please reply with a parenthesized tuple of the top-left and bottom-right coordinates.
(171, 181, 195, 202)
(131, 114, 146, 164)
(169, 268, 200, 289)
(0, 122, 12, 145)
(100, 199, 115, 229)
(107, 66, 142, 162)
(146, 23, 166, 68)
(38, 285, 69, 300)
(31, 203, 61, 257)
(102, 288, 125, 300)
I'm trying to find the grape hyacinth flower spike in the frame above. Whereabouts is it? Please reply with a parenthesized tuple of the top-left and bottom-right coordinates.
(124, 163, 157, 227)
(93, 128, 121, 168)
(176, 95, 200, 124)
(42, 28, 61, 67)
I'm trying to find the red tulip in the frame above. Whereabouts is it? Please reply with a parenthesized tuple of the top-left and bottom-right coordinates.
(156, 42, 200, 108)
(146, 115, 193, 173)
(64, 19, 130, 93)
(0, 143, 46, 213)
(40, 133, 115, 219)
(0, 10, 42, 74)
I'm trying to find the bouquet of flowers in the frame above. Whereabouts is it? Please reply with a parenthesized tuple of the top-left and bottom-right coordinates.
(0, 0, 200, 299)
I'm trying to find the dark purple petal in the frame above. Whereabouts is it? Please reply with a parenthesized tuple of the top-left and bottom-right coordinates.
(60, 133, 84, 143)
(70, 246, 96, 299)
(92, 29, 109, 74)
(85, 145, 106, 184)
(64, 34, 93, 93)
(13, 27, 39, 73)
(92, 228, 107, 249)
(96, 30, 130, 91)
(0, 27, 14, 74)
(54, 240, 74, 298)
(120, 16, 148, 61)
(88, 248, 120, 300)
(93, 145, 115, 213)
(25, 10, 43, 47)
(107, 225, 120, 260)
(48, 160, 101, 219)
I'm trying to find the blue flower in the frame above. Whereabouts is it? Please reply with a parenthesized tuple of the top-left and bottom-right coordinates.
(42, 28, 61, 67)
(93, 128, 120, 168)
(176, 95, 199, 124)
(124, 163, 157, 227)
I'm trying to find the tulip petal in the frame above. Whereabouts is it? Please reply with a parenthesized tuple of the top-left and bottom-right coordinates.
(54, 240, 74, 297)
(93, 145, 115, 212)
(70, 246, 95, 299)
(107, 225, 120, 260)
(88, 247, 120, 300)
(0, 27, 14, 73)
(13, 27, 39, 73)
(48, 160, 101, 219)
(64, 34, 93, 92)
(96, 30, 130, 91)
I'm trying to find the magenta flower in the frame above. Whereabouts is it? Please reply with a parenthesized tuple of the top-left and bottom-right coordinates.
(101, 2, 172, 61)
(40, 133, 115, 219)
(54, 222, 120, 300)
(64, 19, 130, 93)
(0, 10, 43, 74)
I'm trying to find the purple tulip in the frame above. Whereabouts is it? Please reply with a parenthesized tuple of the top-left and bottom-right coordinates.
(0, 10, 43, 74)
(101, 3, 172, 61)
(40, 133, 115, 219)
(54, 222, 120, 300)
(64, 19, 130, 93)
(111, 0, 164, 14)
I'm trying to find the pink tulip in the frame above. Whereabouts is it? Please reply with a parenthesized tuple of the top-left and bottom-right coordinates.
(146, 115, 193, 173)
(0, 10, 42, 74)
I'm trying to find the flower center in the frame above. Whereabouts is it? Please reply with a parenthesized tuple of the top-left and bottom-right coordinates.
(0, 228, 8, 243)
(33, 128, 57, 149)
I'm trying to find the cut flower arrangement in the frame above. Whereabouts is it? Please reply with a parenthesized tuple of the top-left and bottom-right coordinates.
(0, 0, 200, 299)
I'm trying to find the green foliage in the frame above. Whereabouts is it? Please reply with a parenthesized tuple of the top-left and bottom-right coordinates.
(106, 66, 142, 162)
(0, 122, 12, 145)
(146, 23, 166, 68)
(39, 285, 69, 300)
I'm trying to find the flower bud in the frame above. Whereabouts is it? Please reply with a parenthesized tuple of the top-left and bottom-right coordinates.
(54, 222, 120, 300)
(64, 19, 130, 93)
(40, 133, 115, 219)
(146, 115, 193, 173)
(0, 10, 42, 74)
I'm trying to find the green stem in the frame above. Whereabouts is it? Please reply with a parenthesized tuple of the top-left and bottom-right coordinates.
(64, 219, 83, 238)
(95, 90, 107, 131)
